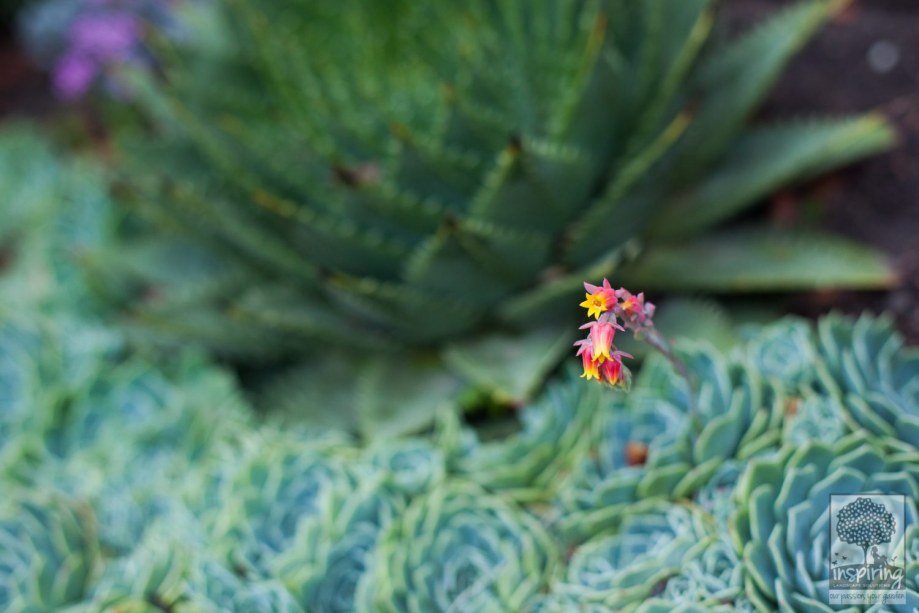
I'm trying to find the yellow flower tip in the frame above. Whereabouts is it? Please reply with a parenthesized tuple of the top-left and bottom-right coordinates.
(579, 292, 610, 320)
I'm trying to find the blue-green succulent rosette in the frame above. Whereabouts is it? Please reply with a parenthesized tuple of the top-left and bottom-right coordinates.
(0, 493, 99, 611)
(200, 430, 355, 579)
(730, 433, 919, 611)
(365, 438, 447, 498)
(83, 531, 306, 612)
(0, 314, 123, 478)
(811, 316, 919, 449)
(554, 387, 686, 542)
(548, 502, 719, 610)
(272, 471, 402, 612)
(740, 318, 820, 388)
(555, 341, 784, 543)
(268, 439, 448, 612)
(357, 482, 558, 612)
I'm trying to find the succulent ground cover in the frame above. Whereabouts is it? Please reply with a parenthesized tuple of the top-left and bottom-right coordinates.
(3, 185, 918, 610)
(3, 307, 919, 611)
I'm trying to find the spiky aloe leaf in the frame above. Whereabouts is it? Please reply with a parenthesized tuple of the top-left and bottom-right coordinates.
(650, 114, 897, 239)
(617, 228, 896, 292)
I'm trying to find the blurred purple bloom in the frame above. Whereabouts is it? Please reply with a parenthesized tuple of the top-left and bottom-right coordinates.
(20, 0, 185, 101)
(69, 13, 141, 61)
(53, 53, 98, 99)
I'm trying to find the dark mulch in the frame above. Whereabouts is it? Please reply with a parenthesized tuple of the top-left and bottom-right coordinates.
(2, 1, 918, 343)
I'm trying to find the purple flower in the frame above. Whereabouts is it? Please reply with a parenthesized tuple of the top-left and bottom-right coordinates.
(68, 13, 141, 62)
(21, 0, 183, 100)
(53, 53, 98, 99)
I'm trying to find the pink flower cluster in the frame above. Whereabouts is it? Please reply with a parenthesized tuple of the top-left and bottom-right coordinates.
(574, 279, 656, 387)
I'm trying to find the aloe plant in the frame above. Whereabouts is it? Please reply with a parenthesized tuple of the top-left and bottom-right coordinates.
(107, 0, 897, 433)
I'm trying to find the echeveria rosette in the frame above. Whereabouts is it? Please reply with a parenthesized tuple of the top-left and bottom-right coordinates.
(550, 503, 714, 610)
(730, 433, 919, 611)
(202, 432, 355, 578)
(636, 541, 755, 613)
(781, 391, 847, 446)
(365, 439, 446, 498)
(814, 315, 919, 449)
(272, 474, 401, 613)
(0, 313, 125, 485)
(557, 342, 783, 543)
(0, 316, 249, 558)
(639, 462, 756, 611)
(86, 540, 305, 613)
(357, 483, 558, 612)
(641, 343, 786, 461)
(270, 439, 443, 613)
(85, 523, 197, 612)
(182, 560, 304, 613)
(452, 370, 606, 503)
(0, 494, 99, 611)
(740, 318, 819, 388)
(554, 390, 686, 542)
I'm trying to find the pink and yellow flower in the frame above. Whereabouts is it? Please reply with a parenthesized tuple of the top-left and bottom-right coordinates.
(598, 356, 622, 385)
(577, 344, 603, 381)
(580, 319, 623, 362)
(579, 279, 616, 319)
(598, 351, 632, 386)
(576, 280, 651, 389)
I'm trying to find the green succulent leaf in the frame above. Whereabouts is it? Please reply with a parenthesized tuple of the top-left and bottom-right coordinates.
(356, 355, 461, 440)
(618, 228, 896, 291)
(650, 114, 897, 239)
(443, 326, 573, 403)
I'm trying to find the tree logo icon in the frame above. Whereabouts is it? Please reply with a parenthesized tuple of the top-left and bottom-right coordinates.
(835, 497, 896, 566)
(828, 494, 907, 606)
